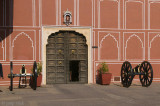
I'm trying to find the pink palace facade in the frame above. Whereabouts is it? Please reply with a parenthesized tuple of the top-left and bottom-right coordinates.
(0, 0, 160, 85)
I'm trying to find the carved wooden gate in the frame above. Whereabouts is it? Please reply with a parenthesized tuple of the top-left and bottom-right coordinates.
(46, 31, 88, 84)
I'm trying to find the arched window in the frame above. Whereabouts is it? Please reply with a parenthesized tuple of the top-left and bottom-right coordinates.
(150, 34, 160, 60)
(100, 34, 119, 60)
(12, 32, 34, 60)
(125, 34, 144, 60)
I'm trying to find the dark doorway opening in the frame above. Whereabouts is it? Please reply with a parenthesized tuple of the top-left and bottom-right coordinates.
(69, 61, 80, 82)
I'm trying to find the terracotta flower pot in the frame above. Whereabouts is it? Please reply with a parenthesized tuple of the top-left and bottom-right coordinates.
(99, 73, 112, 85)
(37, 74, 42, 87)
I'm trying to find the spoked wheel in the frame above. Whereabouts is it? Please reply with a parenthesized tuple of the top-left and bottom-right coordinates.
(121, 61, 133, 87)
(139, 61, 153, 87)
(32, 61, 37, 90)
(9, 62, 13, 91)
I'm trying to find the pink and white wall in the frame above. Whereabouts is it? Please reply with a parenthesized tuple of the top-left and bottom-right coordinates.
(0, 0, 160, 85)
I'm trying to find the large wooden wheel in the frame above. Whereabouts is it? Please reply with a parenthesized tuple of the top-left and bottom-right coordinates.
(32, 61, 37, 90)
(9, 62, 13, 91)
(0, 63, 3, 78)
(121, 61, 133, 87)
(139, 61, 153, 87)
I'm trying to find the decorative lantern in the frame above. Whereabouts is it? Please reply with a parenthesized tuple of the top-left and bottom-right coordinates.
(63, 9, 72, 26)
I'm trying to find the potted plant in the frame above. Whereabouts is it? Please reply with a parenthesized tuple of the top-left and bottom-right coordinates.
(97, 62, 112, 85)
(31, 62, 42, 87)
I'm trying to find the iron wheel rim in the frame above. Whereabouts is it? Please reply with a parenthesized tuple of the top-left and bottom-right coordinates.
(121, 61, 133, 87)
(139, 61, 153, 87)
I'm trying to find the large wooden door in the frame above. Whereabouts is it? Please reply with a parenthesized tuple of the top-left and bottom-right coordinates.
(46, 31, 88, 84)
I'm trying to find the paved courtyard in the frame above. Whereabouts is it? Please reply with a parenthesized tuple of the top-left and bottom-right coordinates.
(0, 82, 160, 106)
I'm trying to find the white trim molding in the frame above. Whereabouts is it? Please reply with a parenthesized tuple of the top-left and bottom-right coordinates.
(148, 0, 160, 29)
(124, 0, 145, 29)
(0, 30, 6, 61)
(98, 0, 120, 29)
(148, 32, 160, 61)
(98, 31, 120, 61)
(10, 30, 36, 61)
(123, 32, 145, 61)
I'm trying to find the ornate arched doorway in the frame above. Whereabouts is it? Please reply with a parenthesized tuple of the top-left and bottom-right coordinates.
(46, 31, 88, 84)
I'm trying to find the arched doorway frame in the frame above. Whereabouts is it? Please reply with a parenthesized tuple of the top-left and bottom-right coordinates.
(41, 26, 92, 85)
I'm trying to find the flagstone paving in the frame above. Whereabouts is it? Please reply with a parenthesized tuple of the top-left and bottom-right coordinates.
(0, 82, 160, 106)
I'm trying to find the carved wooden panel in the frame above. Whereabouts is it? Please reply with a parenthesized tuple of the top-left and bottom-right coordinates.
(46, 31, 88, 84)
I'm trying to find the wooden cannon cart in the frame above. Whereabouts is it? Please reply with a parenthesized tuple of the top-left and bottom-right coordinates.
(8, 61, 38, 91)
(121, 61, 153, 87)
